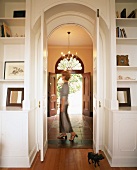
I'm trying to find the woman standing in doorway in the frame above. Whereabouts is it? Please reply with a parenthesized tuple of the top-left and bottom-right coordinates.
(57, 70, 78, 141)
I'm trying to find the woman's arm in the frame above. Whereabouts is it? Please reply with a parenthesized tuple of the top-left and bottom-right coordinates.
(61, 97, 65, 112)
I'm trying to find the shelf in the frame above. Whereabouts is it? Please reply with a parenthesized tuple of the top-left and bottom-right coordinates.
(0, 18, 25, 26)
(116, 0, 137, 3)
(0, 79, 24, 82)
(117, 66, 137, 69)
(117, 80, 137, 82)
(0, 37, 25, 44)
(116, 38, 137, 44)
(116, 18, 137, 27)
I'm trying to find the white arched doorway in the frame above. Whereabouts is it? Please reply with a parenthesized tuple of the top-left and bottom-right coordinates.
(33, 3, 108, 161)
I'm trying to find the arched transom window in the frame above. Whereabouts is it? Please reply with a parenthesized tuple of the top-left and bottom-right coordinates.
(55, 56, 84, 74)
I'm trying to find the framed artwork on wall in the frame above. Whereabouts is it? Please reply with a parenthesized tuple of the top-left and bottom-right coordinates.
(117, 55, 129, 66)
(117, 87, 131, 107)
(6, 88, 24, 107)
(4, 61, 24, 80)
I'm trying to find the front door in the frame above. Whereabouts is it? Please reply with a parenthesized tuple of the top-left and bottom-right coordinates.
(82, 72, 91, 116)
(48, 72, 57, 117)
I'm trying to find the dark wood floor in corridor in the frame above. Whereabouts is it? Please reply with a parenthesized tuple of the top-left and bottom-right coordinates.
(0, 149, 137, 170)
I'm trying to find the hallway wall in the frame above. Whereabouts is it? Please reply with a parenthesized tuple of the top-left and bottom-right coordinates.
(48, 46, 93, 73)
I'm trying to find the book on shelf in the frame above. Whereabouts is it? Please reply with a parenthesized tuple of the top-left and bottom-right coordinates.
(1, 22, 12, 37)
(120, 8, 126, 18)
(121, 28, 127, 38)
(116, 27, 127, 38)
(127, 9, 137, 18)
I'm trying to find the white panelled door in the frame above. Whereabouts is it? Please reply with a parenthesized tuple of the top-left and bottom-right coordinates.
(39, 14, 47, 161)
(93, 9, 100, 154)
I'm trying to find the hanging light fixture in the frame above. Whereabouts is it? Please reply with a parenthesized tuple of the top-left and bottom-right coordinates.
(61, 31, 78, 60)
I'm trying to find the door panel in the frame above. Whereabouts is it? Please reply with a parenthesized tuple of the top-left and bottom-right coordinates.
(93, 9, 100, 154)
(82, 72, 91, 116)
(48, 73, 57, 117)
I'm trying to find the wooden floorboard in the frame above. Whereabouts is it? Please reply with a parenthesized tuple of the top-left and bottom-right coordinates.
(0, 149, 137, 170)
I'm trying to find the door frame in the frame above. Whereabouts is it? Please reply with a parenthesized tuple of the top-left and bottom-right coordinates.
(36, 8, 106, 158)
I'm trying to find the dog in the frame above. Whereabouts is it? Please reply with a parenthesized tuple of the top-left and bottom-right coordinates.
(88, 152, 104, 167)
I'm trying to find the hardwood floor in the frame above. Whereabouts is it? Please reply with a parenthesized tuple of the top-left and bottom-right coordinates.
(0, 149, 137, 170)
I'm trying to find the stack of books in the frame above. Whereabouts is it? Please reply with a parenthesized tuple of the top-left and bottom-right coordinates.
(116, 27, 127, 38)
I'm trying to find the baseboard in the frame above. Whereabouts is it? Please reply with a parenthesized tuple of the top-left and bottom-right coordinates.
(29, 145, 37, 166)
(0, 156, 30, 168)
(111, 157, 137, 167)
(103, 145, 137, 167)
(0, 145, 38, 168)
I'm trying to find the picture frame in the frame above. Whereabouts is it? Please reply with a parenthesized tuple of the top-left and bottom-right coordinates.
(6, 88, 24, 107)
(117, 88, 131, 107)
(4, 61, 24, 80)
(1, 22, 12, 37)
(117, 55, 129, 66)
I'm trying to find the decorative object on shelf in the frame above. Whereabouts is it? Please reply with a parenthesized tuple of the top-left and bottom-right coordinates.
(117, 88, 131, 107)
(1, 22, 12, 37)
(6, 88, 24, 107)
(4, 61, 24, 80)
(117, 55, 129, 66)
(120, 8, 126, 18)
(13, 10, 26, 18)
(125, 76, 136, 80)
(118, 75, 136, 80)
(116, 11, 119, 18)
(118, 75, 123, 80)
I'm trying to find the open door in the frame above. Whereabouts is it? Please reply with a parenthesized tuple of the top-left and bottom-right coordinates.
(82, 72, 91, 116)
(38, 15, 47, 162)
(93, 9, 100, 154)
(48, 73, 57, 117)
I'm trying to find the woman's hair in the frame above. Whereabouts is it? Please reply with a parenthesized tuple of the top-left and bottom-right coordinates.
(62, 70, 71, 81)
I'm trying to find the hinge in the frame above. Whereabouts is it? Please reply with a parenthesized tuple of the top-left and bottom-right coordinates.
(39, 101, 40, 108)
(97, 9, 99, 17)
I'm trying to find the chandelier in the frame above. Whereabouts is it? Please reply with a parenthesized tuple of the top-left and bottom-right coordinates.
(61, 31, 78, 60)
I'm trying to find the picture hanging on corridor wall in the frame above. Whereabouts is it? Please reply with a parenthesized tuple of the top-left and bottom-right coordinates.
(117, 55, 129, 66)
(4, 61, 24, 80)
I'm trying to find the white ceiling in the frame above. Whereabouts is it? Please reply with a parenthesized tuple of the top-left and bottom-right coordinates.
(48, 24, 93, 46)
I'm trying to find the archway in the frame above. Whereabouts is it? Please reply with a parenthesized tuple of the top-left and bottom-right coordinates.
(31, 2, 108, 159)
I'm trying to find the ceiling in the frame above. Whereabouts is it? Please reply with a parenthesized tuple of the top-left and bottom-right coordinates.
(48, 24, 93, 46)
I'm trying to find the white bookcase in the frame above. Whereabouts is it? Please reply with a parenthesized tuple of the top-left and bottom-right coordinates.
(0, 0, 25, 108)
(115, 0, 137, 107)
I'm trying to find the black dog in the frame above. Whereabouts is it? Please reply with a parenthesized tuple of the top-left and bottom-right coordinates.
(88, 152, 104, 167)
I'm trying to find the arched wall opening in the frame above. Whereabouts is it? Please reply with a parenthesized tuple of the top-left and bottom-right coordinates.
(31, 2, 109, 152)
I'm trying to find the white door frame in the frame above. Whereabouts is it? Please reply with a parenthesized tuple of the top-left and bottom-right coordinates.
(34, 8, 107, 160)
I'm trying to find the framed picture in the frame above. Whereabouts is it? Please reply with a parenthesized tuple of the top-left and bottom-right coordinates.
(6, 88, 24, 107)
(4, 61, 24, 80)
(117, 55, 129, 66)
(1, 22, 12, 37)
(117, 88, 131, 107)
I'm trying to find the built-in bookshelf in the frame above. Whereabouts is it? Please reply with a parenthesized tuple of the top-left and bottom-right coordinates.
(115, 0, 137, 108)
(0, 0, 26, 108)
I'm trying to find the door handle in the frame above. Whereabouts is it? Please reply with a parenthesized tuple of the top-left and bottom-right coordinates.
(99, 101, 101, 107)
